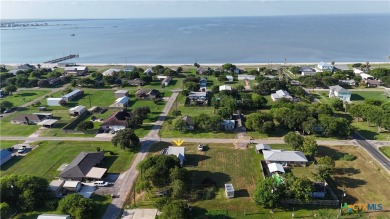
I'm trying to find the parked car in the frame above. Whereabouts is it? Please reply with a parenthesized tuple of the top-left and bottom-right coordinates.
(198, 144, 204, 151)
(17, 146, 27, 153)
(4, 108, 13, 113)
(7, 147, 14, 152)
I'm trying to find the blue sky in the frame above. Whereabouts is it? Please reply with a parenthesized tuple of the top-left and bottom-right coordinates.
(1, 0, 389, 19)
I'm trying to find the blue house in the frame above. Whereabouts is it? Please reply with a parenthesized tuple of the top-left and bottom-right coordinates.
(0, 149, 13, 166)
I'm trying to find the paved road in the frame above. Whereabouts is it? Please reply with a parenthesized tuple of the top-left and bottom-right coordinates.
(353, 132, 390, 172)
(102, 91, 179, 219)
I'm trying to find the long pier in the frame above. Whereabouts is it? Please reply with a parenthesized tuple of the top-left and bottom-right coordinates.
(43, 54, 79, 63)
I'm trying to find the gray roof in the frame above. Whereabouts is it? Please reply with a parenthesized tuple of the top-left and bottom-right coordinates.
(12, 114, 46, 122)
(263, 151, 308, 162)
(63, 89, 82, 99)
(115, 90, 128, 94)
(182, 116, 194, 126)
(256, 144, 271, 151)
(59, 152, 104, 179)
(101, 111, 131, 127)
(165, 146, 185, 164)
(329, 85, 350, 94)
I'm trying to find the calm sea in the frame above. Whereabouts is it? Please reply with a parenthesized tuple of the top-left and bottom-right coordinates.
(1, 14, 389, 64)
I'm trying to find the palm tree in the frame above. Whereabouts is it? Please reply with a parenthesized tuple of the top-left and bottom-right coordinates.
(331, 61, 335, 73)
(366, 61, 370, 73)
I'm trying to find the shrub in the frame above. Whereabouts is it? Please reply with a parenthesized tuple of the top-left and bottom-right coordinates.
(340, 154, 356, 161)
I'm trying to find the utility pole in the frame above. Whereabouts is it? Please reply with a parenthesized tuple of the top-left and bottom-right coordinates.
(133, 183, 136, 207)
(89, 94, 92, 108)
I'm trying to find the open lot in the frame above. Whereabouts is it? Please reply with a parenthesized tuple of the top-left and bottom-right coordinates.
(352, 120, 390, 141)
(316, 90, 389, 104)
(379, 146, 390, 159)
(1, 90, 47, 107)
(0, 141, 136, 180)
(0, 140, 23, 149)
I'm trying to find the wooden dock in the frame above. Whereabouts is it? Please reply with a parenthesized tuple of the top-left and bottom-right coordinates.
(43, 54, 79, 63)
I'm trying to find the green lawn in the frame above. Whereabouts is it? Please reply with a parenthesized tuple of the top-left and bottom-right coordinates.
(352, 120, 390, 140)
(0, 109, 41, 136)
(379, 146, 390, 159)
(1, 90, 47, 107)
(350, 91, 389, 103)
(0, 141, 136, 180)
(0, 141, 23, 149)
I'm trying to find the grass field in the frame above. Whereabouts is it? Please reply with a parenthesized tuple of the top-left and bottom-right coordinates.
(316, 90, 389, 104)
(0, 141, 23, 149)
(0, 141, 136, 180)
(379, 146, 390, 159)
(352, 120, 390, 141)
(317, 145, 390, 214)
(1, 90, 47, 107)
(0, 109, 41, 136)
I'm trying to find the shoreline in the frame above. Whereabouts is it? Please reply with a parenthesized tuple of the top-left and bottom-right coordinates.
(3, 61, 390, 67)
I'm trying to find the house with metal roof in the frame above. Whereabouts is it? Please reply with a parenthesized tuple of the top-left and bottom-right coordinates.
(162, 146, 185, 166)
(0, 149, 13, 166)
(11, 114, 49, 125)
(69, 105, 87, 116)
(59, 152, 106, 180)
(263, 150, 308, 166)
(271, 90, 293, 102)
(237, 75, 256, 81)
(317, 62, 334, 71)
(37, 214, 71, 219)
(299, 66, 316, 76)
(162, 76, 172, 86)
(329, 85, 351, 102)
(102, 68, 121, 76)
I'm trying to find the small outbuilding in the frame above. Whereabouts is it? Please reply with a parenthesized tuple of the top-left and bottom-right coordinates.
(69, 105, 87, 116)
(111, 96, 129, 107)
(267, 163, 285, 174)
(63, 180, 82, 192)
(162, 146, 186, 167)
(37, 119, 58, 128)
(37, 214, 71, 219)
(225, 184, 235, 198)
(115, 90, 129, 98)
(49, 179, 65, 197)
(255, 144, 271, 154)
(47, 98, 63, 106)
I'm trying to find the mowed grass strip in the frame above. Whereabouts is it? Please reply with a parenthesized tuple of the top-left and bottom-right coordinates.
(379, 146, 390, 159)
(0, 141, 136, 180)
(1, 90, 47, 107)
(0, 141, 23, 149)
(0, 109, 41, 136)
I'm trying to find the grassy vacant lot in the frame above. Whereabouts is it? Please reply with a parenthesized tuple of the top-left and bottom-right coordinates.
(379, 146, 390, 159)
(0, 141, 23, 149)
(0, 109, 41, 136)
(352, 120, 390, 141)
(350, 91, 389, 103)
(1, 90, 47, 107)
(317, 145, 390, 214)
(0, 141, 136, 180)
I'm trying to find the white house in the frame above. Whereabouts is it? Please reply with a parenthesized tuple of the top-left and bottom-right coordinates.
(329, 85, 351, 102)
(102, 68, 121, 76)
(299, 66, 316, 76)
(162, 76, 172, 86)
(47, 98, 63, 106)
(353, 68, 364, 75)
(221, 120, 235, 131)
(317, 62, 334, 71)
(360, 73, 374, 81)
(255, 144, 271, 154)
(69, 105, 87, 116)
(271, 90, 293, 102)
(237, 75, 256, 81)
(112, 96, 129, 107)
(37, 214, 71, 219)
(164, 146, 185, 166)
(219, 85, 232, 91)
(226, 75, 234, 82)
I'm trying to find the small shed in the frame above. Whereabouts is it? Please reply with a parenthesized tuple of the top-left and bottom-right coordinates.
(69, 105, 87, 116)
(115, 90, 129, 98)
(255, 144, 271, 154)
(37, 214, 71, 219)
(112, 96, 129, 107)
(0, 149, 13, 166)
(47, 98, 63, 106)
(37, 119, 58, 128)
(225, 184, 235, 198)
(49, 179, 65, 197)
(63, 181, 82, 192)
(267, 163, 285, 174)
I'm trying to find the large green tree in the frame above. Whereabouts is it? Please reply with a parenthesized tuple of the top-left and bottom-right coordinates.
(57, 193, 97, 219)
(111, 128, 140, 149)
(314, 156, 335, 181)
(77, 121, 94, 131)
(0, 175, 49, 211)
(160, 200, 188, 219)
(254, 177, 284, 208)
(284, 132, 304, 150)
(290, 177, 313, 202)
(302, 137, 318, 157)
